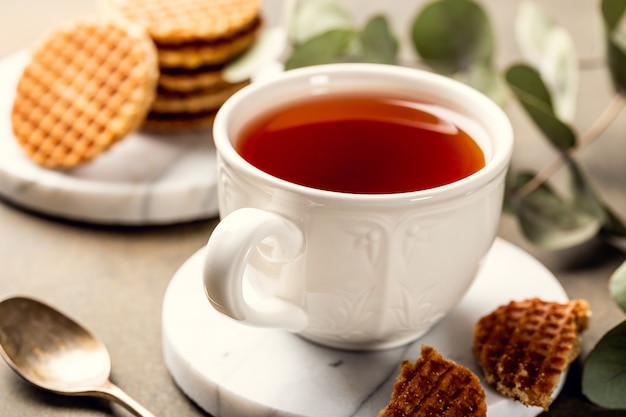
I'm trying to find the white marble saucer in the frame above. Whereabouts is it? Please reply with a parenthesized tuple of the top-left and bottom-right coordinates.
(0, 51, 218, 225)
(162, 238, 568, 417)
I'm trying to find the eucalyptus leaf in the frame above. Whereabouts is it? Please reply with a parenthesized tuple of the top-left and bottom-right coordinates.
(515, 1, 554, 65)
(583, 320, 626, 409)
(224, 26, 287, 83)
(606, 31, 626, 92)
(540, 27, 578, 121)
(515, 2, 578, 121)
(601, 204, 626, 237)
(285, 29, 354, 70)
(411, 0, 494, 74)
(511, 172, 602, 250)
(502, 175, 518, 214)
(505, 64, 577, 151)
(287, 0, 352, 45)
(359, 15, 399, 64)
(457, 63, 508, 107)
(568, 160, 606, 220)
(601, 0, 626, 32)
(564, 125, 626, 240)
(601, 0, 626, 91)
(566, 160, 626, 240)
(609, 261, 626, 313)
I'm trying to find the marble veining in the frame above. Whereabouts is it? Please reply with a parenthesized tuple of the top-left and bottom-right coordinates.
(162, 238, 568, 417)
(0, 51, 219, 225)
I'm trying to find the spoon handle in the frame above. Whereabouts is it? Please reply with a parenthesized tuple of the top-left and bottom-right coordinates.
(96, 380, 158, 417)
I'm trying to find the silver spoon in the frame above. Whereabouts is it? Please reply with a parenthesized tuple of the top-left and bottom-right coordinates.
(0, 296, 156, 417)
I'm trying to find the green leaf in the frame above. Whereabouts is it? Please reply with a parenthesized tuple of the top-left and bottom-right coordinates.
(506, 65, 552, 110)
(505, 64, 577, 151)
(568, 160, 606, 220)
(511, 172, 602, 250)
(542, 28, 579, 121)
(224, 26, 287, 83)
(359, 15, 399, 64)
(607, 35, 626, 91)
(568, 160, 626, 238)
(609, 261, 626, 313)
(515, 2, 578, 121)
(583, 320, 626, 409)
(515, 1, 554, 64)
(284, 29, 354, 70)
(601, 204, 626, 237)
(287, 0, 352, 45)
(456, 63, 508, 107)
(601, 0, 626, 91)
(502, 174, 518, 214)
(410, 0, 494, 74)
(601, 0, 626, 32)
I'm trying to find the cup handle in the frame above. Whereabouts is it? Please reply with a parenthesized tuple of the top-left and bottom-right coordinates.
(203, 207, 308, 331)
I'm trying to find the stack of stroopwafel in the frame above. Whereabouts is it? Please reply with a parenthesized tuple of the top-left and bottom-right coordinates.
(100, 0, 262, 131)
(379, 345, 487, 417)
(11, 19, 159, 168)
(473, 298, 591, 410)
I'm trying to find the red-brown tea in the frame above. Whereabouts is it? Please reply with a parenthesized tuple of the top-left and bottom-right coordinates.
(236, 92, 485, 194)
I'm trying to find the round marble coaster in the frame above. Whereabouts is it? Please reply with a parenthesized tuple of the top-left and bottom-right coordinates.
(0, 51, 218, 225)
(162, 238, 568, 417)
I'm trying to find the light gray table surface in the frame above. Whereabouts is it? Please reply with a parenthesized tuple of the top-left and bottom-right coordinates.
(1, 1, 626, 416)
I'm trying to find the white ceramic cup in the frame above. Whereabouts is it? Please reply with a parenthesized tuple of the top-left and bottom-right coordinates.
(203, 63, 513, 351)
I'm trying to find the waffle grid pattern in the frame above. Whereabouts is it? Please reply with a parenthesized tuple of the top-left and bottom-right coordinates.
(101, 0, 261, 43)
(473, 298, 590, 410)
(11, 20, 158, 168)
(379, 345, 487, 417)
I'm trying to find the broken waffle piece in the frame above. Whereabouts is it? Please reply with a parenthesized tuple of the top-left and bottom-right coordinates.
(11, 19, 158, 168)
(473, 298, 591, 411)
(379, 345, 487, 417)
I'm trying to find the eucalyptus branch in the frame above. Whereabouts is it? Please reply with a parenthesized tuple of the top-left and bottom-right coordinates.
(514, 91, 626, 199)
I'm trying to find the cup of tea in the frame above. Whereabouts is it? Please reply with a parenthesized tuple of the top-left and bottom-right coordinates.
(203, 63, 513, 351)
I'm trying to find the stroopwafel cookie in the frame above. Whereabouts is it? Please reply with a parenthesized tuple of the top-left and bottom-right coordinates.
(142, 109, 218, 132)
(99, 0, 261, 44)
(99, 0, 262, 132)
(151, 81, 248, 113)
(157, 65, 229, 93)
(155, 18, 261, 69)
(11, 19, 159, 168)
(379, 345, 487, 417)
(473, 298, 591, 410)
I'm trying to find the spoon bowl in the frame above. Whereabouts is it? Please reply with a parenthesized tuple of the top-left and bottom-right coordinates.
(0, 296, 156, 417)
